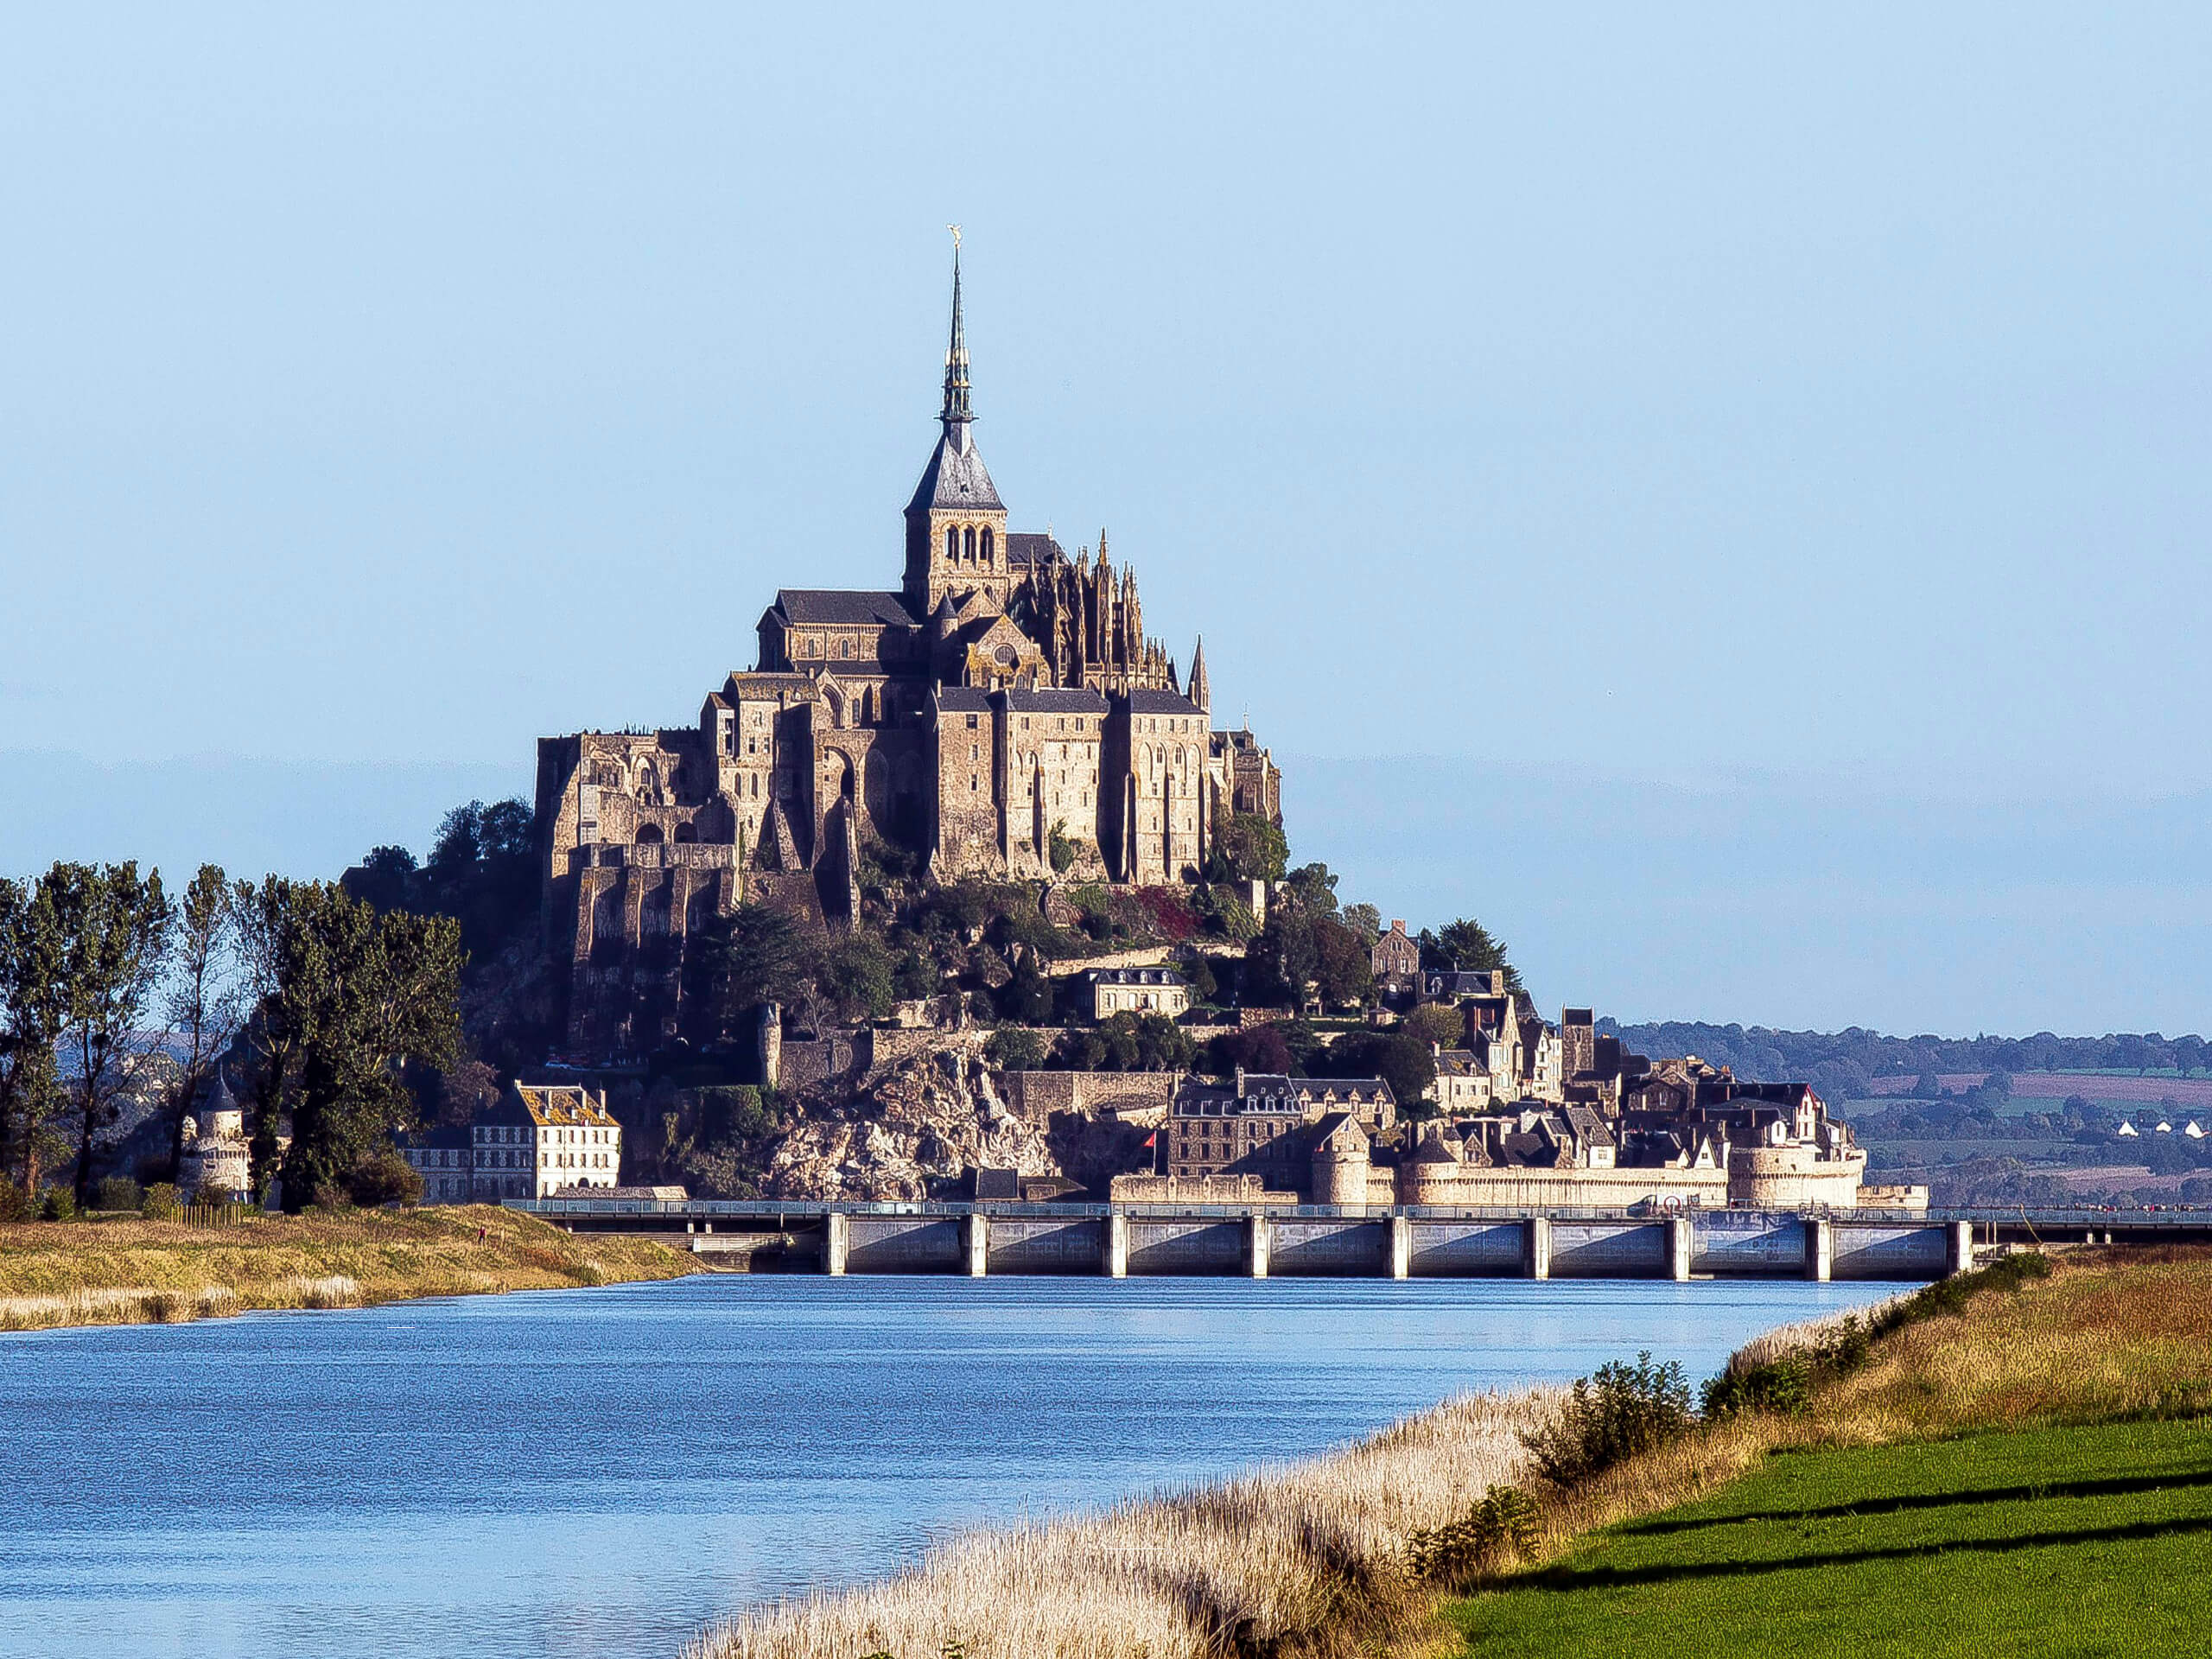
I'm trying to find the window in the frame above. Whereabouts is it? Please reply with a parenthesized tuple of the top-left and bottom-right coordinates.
(981, 527, 994, 562)
(963, 525, 976, 561)
(945, 526, 958, 561)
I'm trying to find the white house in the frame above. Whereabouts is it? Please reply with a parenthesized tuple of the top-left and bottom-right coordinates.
(1084, 966, 1190, 1021)
(471, 1083, 624, 1201)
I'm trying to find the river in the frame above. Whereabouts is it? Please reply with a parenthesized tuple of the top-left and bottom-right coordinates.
(0, 1274, 1894, 1659)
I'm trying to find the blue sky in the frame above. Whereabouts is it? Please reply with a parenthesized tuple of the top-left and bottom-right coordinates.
(2, 4, 2206, 1035)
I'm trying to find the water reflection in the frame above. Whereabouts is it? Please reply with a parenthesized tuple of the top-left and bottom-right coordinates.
(0, 1273, 1895, 1659)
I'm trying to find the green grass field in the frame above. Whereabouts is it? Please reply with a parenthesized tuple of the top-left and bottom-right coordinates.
(1447, 1418, 2212, 1658)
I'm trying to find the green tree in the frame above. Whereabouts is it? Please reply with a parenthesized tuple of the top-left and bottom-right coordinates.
(163, 864, 243, 1183)
(232, 877, 306, 1202)
(1204, 810, 1288, 884)
(1340, 903, 1382, 947)
(1402, 1003, 1466, 1050)
(1310, 914, 1375, 1007)
(816, 930, 897, 1024)
(1416, 917, 1523, 995)
(1181, 954, 1218, 1003)
(0, 875, 67, 1198)
(684, 903, 821, 1039)
(984, 1026, 1045, 1071)
(1282, 862, 1340, 915)
(1325, 1031, 1438, 1110)
(44, 862, 174, 1207)
(995, 954, 1054, 1024)
(264, 882, 463, 1211)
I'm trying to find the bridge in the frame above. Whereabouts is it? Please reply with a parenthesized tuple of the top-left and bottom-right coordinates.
(508, 1197, 2212, 1281)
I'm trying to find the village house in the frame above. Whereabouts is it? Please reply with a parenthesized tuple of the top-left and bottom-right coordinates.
(1370, 919, 1421, 998)
(1084, 965, 1190, 1021)
(472, 1084, 625, 1201)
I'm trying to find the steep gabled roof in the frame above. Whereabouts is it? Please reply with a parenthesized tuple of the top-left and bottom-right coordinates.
(770, 589, 919, 627)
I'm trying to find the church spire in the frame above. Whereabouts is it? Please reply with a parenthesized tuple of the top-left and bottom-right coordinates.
(1189, 636, 1211, 714)
(940, 227, 973, 440)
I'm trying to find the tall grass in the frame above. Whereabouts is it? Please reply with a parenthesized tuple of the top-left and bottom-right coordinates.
(0, 1273, 365, 1332)
(690, 1389, 1558, 1659)
(0, 1206, 691, 1332)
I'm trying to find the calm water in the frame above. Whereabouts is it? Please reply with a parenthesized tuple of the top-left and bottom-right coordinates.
(0, 1274, 1894, 1659)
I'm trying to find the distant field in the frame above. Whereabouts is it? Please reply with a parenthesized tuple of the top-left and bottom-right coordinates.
(1447, 1419, 2212, 1658)
(1868, 1072, 2212, 1107)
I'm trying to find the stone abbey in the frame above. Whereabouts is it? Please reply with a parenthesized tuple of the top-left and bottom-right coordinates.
(536, 253, 1281, 1055)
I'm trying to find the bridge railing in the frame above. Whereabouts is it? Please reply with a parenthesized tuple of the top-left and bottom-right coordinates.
(505, 1195, 2212, 1227)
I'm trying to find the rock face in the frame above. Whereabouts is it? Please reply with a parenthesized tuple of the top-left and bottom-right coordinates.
(761, 1049, 1058, 1201)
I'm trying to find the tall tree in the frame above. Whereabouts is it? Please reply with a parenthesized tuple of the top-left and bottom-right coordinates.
(269, 883, 463, 1211)
(232, 877, 304, 1201)
(164, 864, 243, 1182)
(45, 862, 174, 1206)
(1416, 917, 1524, 996)
(684, 903, 820, 1041)
(0, 877, 67, 1198)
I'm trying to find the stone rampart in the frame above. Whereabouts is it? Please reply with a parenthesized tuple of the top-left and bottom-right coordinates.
(1727, 1146, 1867, 1208)
(1002, 1070, 1181, 1126)
(1415, 1165, 1728, 1210)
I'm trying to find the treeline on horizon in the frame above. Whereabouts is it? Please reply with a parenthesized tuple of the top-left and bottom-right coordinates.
(1604, 1021, 2211, 1101)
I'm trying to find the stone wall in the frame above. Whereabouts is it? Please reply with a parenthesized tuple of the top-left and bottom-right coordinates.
(1413, 1165, 1729, 1210)
(1001, 1069, 1181, 1126)
(1727, 1145, 1869, 1209)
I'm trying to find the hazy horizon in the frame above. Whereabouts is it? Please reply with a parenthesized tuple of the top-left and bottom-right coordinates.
(3, 5, 2206, 1040)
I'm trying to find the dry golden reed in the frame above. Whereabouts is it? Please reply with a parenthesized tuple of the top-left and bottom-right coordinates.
(0, 1205, 690, 1332)
(690, 1389, 1559, 1659)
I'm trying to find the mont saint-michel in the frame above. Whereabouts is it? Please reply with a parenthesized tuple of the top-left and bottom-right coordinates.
(537, 252, 1280, 1059)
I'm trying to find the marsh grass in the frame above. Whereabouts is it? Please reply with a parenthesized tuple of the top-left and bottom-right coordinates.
(690, 1390, 1560, 1659)
(1476, 1247, 2212, 1598)
(0, 1206, 691, 1332)
(696, 1250, 2212, 1659)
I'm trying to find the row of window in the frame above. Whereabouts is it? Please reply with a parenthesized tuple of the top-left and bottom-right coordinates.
(944, 525, 996, 563)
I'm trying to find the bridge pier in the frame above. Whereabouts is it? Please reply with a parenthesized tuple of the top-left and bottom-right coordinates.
(1947, 1220, 1975, 1277)
(1389, 1214, 1411, 1280)
(1524, 1216, 1551, 1281)
(823, 1211, 849, 1277)
(1102, 1211, 1128, 1278)
(1805, 1217, 1833, 1282)
(1247, 1213, 1271, 1279)
(964, 1212, 989, 1278)
(1667, 1216, 1693, 1282)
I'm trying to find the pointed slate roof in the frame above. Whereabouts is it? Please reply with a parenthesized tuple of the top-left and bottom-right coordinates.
(906, 240, 1004, 516)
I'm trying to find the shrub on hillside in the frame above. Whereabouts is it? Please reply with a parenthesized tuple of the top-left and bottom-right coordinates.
(95, 1176, 143, 1213)
(1407, 1484, 1541, 1585)
(985, 1027, 1045, 1071)
(39, 1186, 78, 1222)
(1522, 1351, 1693, 1488)
(346, 1151, 423, 1208)
(139, 1182, 183, 1223)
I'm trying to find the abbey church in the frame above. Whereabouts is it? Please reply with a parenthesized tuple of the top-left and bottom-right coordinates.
(535, 253, 1281, 1054)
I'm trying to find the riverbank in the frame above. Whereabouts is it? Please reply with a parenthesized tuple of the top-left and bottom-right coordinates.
(0, 1205, 695, 1332)
(685, 1249, 2209, 1658)
(690, 1386, 1559, 1659)
(1440, 1245, 2212, 1656)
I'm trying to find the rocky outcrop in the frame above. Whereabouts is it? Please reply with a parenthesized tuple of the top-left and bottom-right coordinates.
(761, 1049, 1055, 1201)
(758, 1046, 1160, 1201)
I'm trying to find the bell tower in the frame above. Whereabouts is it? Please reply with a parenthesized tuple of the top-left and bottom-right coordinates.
(904, 231, 1012, 616)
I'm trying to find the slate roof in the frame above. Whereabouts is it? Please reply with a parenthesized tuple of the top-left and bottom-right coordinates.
(1085, 966, 1185, 986)
(1007, 688, 1109, 714)
(1006, 532, 1063, 569)
(1127, 690, 1204, 716)
(905, 430, 1004, 514)
(936, 687, 994, 712)
(772, 590, 919, 627)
